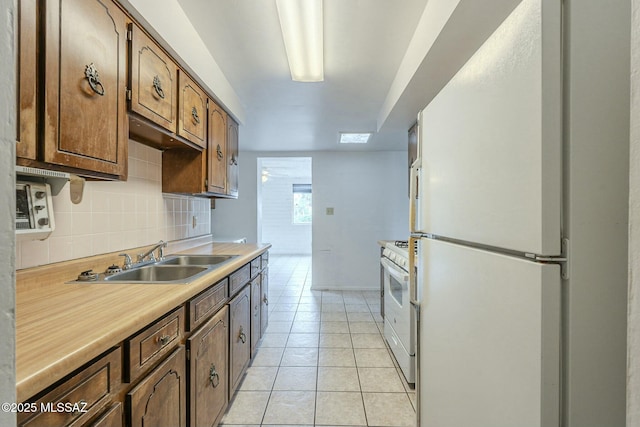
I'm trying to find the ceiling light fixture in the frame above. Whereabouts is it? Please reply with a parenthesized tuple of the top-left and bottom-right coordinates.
(339, 132, 373, 144)
(276, 0, 324, 82)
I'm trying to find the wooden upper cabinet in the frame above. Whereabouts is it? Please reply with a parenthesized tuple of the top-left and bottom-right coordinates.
(226, 116, 239, 198)
(17, 0, 37, 160)
(42, 0, 128, 178)
(177, 71, 206, 149)
(129, 24, 177, 132)
(208, 99, 227, 194)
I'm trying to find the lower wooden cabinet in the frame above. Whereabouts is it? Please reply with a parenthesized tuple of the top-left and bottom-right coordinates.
(261, 268, 269, 336)
(187, 305, 229, 427)
(18, 348, 121, 427)
(250, 276, 262, 357)
(127, 346, 186, 427)
(89, 402, 123, 427)
(228, 286, 251, 397)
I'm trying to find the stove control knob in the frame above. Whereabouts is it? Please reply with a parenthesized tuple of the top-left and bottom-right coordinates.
(35, 191, 46, 199)
(38, 218, 49, 226)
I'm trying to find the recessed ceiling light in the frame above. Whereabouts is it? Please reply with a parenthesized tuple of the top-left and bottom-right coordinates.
(339, 132, 373, 144)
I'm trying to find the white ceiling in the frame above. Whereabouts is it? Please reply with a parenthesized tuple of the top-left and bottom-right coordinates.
(176, 0, 429, 152)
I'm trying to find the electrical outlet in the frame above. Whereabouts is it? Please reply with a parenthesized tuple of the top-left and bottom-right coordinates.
(326, 207, 334, 215)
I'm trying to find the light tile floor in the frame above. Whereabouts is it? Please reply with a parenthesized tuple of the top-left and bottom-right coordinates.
(221, 255, 416, 427)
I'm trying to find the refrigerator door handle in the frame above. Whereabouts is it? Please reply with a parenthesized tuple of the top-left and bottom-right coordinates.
(409, 158, 421, 233)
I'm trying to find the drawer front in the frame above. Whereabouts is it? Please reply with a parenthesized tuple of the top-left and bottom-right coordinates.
(19, 348, 121, 427)
(261, 252, 269, 269)
(188, 278, 228, 331)
(89, 402, 123, 427)
(177, 70, 206, 148)
(229, 264, 250, 297)
(126, 307, 185, 382)
(250, 257, 261, 279)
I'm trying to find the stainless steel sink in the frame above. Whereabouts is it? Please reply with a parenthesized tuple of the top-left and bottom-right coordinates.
(158, 254, 238, 266)
(104, 265, 208, 283)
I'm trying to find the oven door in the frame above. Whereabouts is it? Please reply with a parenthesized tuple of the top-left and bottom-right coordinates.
(380, 257, 413, 353)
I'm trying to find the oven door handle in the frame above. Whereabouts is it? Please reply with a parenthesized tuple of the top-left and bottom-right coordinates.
(380, 258, 409, 283)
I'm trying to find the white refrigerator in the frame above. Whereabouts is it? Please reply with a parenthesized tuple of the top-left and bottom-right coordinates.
(409, 0, 564, 425)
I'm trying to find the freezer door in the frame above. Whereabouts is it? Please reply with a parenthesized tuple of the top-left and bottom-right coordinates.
(418, 0, 562, 254)
(419, 238, 560, 427)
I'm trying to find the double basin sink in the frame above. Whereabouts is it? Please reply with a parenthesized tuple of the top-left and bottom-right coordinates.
(90, 255, 238, 284)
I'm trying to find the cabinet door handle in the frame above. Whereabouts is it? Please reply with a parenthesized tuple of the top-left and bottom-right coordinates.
(263, 296, 268, 305)
(157, 335, 170, 346)
(216, 144, 224, 161)
(238, 326, 246, 344)
(84, 63, 105, 96)
(209, 364, 220, 388)
(152, 75, 165, 99)
(192, 106, 200, 124)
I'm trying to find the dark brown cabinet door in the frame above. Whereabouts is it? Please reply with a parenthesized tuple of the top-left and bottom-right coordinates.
(130, 24, 177, 132)
(226, 116, 239, 198)
(208, 99, 227, 194)
(261, 269, 269, 336)
(17, 0, 36, 160)
(187, 306, 229, 427)
(43, 0, 128, 177)
(90, 402, 123, 427)
(250, 276, 261, 357)
(178, 71, 206, 149)
(127, 346, 186, 427)
(228, 286, 250, 397)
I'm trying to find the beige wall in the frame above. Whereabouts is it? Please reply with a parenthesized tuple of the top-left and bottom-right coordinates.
(628, 0, 640, 423)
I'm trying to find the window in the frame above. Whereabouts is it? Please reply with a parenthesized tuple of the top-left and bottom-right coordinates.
(293, 184, 312, 224)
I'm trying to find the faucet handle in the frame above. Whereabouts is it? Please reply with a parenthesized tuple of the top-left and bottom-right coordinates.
(119, 253, 133, 270)
(159, 240, 167, 260)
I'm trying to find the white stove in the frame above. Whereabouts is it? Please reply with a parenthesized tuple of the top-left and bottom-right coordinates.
(380, 240, 416, 384)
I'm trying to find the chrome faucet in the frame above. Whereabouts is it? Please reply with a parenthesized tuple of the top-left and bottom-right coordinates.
(137, 240, 167, 263)
(119, 253, 133, 270)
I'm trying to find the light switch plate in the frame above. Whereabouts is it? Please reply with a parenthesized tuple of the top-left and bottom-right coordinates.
(326, 207, 334, 215)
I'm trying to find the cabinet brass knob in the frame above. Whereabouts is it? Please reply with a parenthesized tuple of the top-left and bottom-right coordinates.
(85, 63, 105, 96)
(238, 327, 246, 344)
(158, 335, 170, 346)
(192, 106, 200, 124)
(209, 364, 220, 388)
(152, 75, 165, 99)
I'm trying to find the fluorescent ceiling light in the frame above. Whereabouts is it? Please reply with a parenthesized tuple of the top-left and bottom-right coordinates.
(276, 0, 324, 82)
(339, 132, 372, 144)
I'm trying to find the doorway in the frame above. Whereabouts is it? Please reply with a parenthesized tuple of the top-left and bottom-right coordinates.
(257, 157, 312, 255)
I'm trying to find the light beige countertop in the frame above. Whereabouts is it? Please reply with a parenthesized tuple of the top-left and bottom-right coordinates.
(16, 242, 270, 402)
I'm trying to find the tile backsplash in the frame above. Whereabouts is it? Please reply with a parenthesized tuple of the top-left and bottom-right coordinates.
(16, 141, 212, 269)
